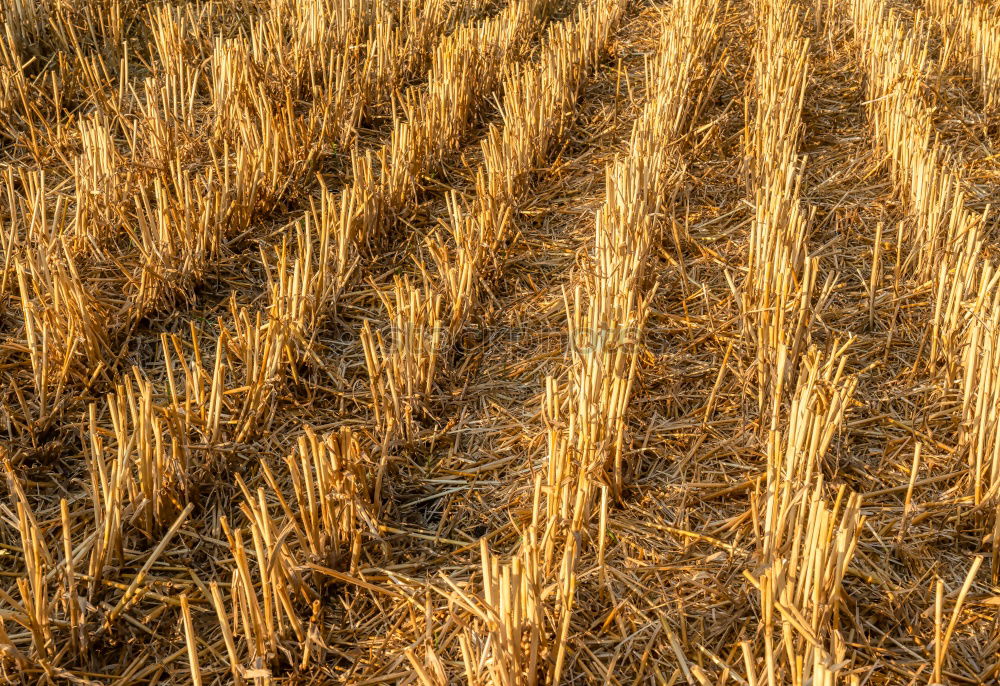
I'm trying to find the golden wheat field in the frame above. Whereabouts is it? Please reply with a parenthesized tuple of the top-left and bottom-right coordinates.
(1, 0, 1000, 682)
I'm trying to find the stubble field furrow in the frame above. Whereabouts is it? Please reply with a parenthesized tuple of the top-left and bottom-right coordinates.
(1, 0, 1000, 682)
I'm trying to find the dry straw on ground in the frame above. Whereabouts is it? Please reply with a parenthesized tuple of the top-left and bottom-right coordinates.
(0, 0, 999, 683)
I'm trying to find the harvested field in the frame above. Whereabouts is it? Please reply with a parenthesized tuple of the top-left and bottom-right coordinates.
(1, 0, 999, 682)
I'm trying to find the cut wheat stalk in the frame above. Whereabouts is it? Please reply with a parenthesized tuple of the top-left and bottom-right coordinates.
(218, 0, 562, 434)
(452, 0, 723, 682)
(848, 0, 1000, 593)
(161, 326, 227, 452)
(959, 264, 1000, 581)
(372, 0, 559, 239)
(16, 237, 111, 390)
(256, 425, 382, 574)
(104, 502, 193, 626)
(85, 401, 126, 592)
(744, 0, 815, 411)
(361, 0, 484, 137)
(583, 0, 722, 495)
(744, 344, 861, 686)
(180, 594, 203, 686)
(202, 424, 384, 676)
(100, 0, 467, 326)
(128, 169, 222, 319)
(6, 0, 1000, 681)
(931, 555, 982, 684)
(70, 112, 135, 252)
(2, 472, 56, 670)
(362, 275, 444, 447)
(924, 0, 1000, 112)
(221, 298, 289, 442)
(846, 0, 987, 376)
(259, 179, 358, 362)
(430, 0, 629, 334)
(212, 512, 308, 680)
(102, 370, 190, 538)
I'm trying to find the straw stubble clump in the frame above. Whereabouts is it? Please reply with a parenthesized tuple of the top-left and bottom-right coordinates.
(1, 0, 999, 682)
